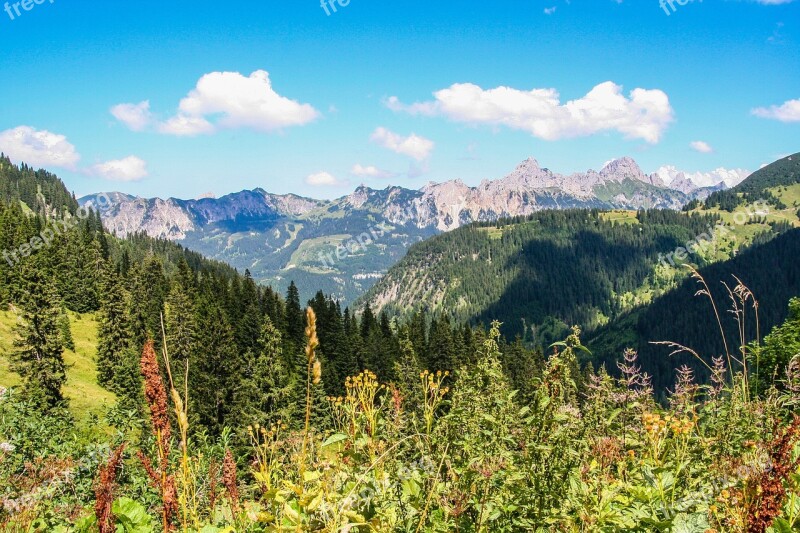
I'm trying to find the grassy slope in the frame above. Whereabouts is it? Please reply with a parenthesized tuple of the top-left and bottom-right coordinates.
(0, 309, 115, 420)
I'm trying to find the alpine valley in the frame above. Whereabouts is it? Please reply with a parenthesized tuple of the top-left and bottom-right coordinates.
(82, 157, 747, 304)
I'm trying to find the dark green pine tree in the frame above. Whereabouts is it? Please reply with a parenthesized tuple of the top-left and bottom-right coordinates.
(426, 315, 456, 373)
(238, 315, 293, 428)
(394, 330, 422, 412)
(164, 279, 199, 390)
(61, 232, 102, 313)
(500, 337, 543, 404)
(128, 256, 168, 347)
(308, 292, 355, 396)
(194, 301, 238, 434)
(58, 307, 75, 352)
(12, 266, 67, 409)
(96, 265, 142, 410)
(236, 270, 263, 356)
(254, 317, 296, 425)
(360, 305, 377, 339)
(285, 281, 305, 352)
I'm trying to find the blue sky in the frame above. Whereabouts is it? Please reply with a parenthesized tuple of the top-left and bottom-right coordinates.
(0, 0, 798, 199)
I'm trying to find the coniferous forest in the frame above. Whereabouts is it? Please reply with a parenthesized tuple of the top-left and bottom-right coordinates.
(2, 140, 800, 533)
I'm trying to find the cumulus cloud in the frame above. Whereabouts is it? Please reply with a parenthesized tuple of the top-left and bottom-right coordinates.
(752, 98, 800, 123)
(370, 127, 435, 161)
(305, 171, 347, 187)
(351, 164, 396, 179)
(690, 140, 714, 153)
(110, 101, 153, 132)
(386, 81, 675, 144)
(112, 70, 320, 136)
(158, 114, 215, 136)
(0, 126, 80, 169)
(88, 156, 148, 182)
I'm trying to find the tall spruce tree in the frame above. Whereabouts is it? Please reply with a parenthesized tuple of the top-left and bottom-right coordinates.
(194, 301, 238, 434)
(97, 268, 131, 390)
(164, 279, 199, 390)
(285, 281, 305, 352)
(12, 266, 67, 409)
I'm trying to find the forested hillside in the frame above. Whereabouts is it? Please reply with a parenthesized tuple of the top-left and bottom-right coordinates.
(360, 208, 764, 343)
(362, 154, 800, 349)
(0, 154, 79, 215)
(704, 152, 800, 211)
(588, 228, 800, 392)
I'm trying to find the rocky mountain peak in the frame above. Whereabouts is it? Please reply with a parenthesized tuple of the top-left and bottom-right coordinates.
(600, 157, 648, 182)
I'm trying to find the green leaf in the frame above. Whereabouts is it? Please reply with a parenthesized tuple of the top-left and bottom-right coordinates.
(111, 498, 153, 533)
(322, 433, 348, 447)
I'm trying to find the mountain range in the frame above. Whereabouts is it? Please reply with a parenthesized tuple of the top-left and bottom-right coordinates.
(82, 157, 747, 303)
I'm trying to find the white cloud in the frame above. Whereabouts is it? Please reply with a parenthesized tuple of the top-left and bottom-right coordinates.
(387, 81, 674, 144)
(88, 156, 148, 182)
(110, 101, 153, 132)
(690, 140, 713, 153)
(112, 70, 320, 136)
(370, 127, 435, 161)
(0, 126, 80, 169)
(544, 6, 557, 14)
(752, 98, 800, 122)
(305, 171, 346, 187)
(351, 164, 396, 179)
(158, 114, 215, 136)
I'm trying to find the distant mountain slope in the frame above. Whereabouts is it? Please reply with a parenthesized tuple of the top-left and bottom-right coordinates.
(731, 152, 799, 194)
(704, 152, 800, 211)
(358, 208, 760, 343)
(0, 154, 79, 215)
(85, 157, 728, 303)
(587, 228, 800, 392)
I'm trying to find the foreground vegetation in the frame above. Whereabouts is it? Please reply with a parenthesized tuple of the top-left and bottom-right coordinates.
(2, 290, 800, 531)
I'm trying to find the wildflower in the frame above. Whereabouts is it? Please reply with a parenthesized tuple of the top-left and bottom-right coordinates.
(0, 442, 14, 453)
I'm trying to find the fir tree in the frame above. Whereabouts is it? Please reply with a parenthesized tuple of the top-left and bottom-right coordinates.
(58, 308, 75, 352)
(96, 268, 131, 392)
(164, 279, 199, 390)
(12, 266, 67, 409)
(285, 281, 305, 356)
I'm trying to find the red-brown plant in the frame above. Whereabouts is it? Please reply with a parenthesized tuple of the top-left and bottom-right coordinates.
(745, 416, 800, 532)
(222, 449, 240, 514)
(94, 443, 126, 533)
(138, 339, 177, 532)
